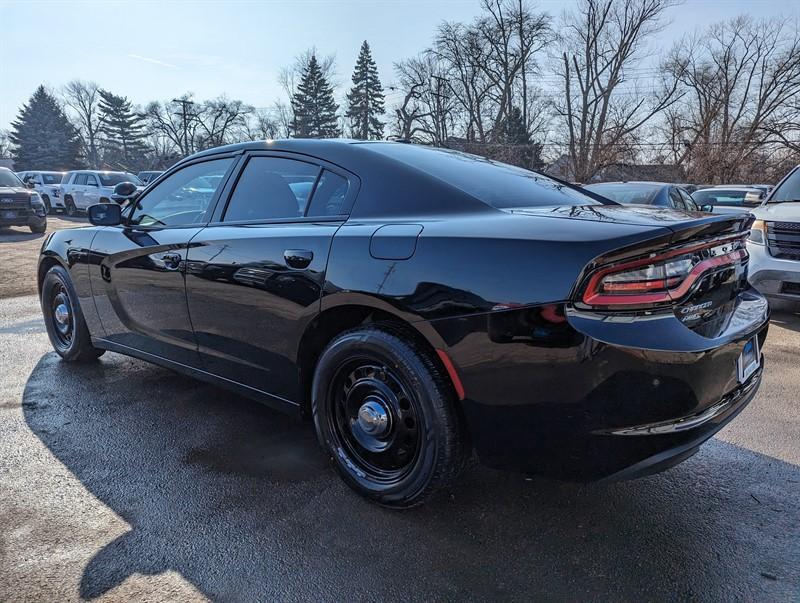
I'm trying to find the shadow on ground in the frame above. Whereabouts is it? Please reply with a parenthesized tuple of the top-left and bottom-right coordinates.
(23, 352, 799, 601)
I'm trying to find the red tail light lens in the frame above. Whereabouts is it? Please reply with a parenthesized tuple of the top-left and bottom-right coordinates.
(581, 236, 748, 308)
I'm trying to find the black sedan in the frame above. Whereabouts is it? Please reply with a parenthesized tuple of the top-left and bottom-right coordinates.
(38, 140, 769, 508)
(584, 181, 708, 212)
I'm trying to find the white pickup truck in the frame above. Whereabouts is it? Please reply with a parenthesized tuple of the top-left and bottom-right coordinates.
(59, 170, 143, 216)
(747, 165, 800, 306)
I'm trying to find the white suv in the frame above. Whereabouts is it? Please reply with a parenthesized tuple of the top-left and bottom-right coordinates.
(60, 170, 143, 216)
(16, 171, 66, 213)
(747, 165, 800, 305)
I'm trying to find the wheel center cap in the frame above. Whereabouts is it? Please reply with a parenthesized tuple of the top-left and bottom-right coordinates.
(357, 399, 390, 436)
(54, 303, 70, 326)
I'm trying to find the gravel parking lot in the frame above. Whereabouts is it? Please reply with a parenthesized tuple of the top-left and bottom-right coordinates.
(0, 218, 798, 601)
(0, 216, 88, 298)
(0, 296, 797, 601)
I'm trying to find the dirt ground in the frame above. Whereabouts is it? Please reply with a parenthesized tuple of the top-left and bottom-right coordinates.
(0, 215, 87, 299)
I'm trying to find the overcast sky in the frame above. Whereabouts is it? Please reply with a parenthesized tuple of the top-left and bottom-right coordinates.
(0, 0, 795, 131)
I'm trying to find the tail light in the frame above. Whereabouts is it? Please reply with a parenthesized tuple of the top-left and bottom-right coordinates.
(579, 235, 748, 309)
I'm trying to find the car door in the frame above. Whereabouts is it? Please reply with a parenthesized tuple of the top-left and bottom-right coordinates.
(71, 173, 87, 206)
(185, 152, 357, 403)
(83, 173, 100, 207)
(89, 155, 238, 366)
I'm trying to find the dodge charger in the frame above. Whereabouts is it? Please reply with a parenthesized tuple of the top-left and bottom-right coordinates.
(38, 140, 769, 508)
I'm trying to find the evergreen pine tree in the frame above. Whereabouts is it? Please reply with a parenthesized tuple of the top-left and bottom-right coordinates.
(345, 41, 385, 140)
(499, 107, 530, 144)
(97, 89, 149, 168)
(291, 55, 340, 138)
(9, 86, 82, 170)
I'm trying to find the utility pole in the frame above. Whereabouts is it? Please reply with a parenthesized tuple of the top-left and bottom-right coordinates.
(172, 97, 196, 156)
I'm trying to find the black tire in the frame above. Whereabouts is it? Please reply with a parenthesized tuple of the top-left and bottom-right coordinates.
(312, 325, 467, 508)
(64, 196, 77, 217)
(41, 194, 52, 214)
(30, 221, 47, 234)
(41, 265, 104, 362)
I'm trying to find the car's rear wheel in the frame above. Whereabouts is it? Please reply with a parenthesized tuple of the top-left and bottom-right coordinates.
(64, 196, 77, 217)
(312, 326, 467, 508)
(41, 265, 104, 362)
(30, 221, 46, 234)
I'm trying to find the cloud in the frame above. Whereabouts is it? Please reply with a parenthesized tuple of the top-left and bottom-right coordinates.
(127, 54, 178, 69)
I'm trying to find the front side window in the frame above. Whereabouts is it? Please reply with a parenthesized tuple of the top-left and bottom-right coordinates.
(129, 158, 234, 227)
(223, 157, 320, 222)
(86, 175, 99, 187)
(669, 189, 685, 209)
(692, 189, 747, 207)
(42, 173, 62, 185)
(584, 183, 660, 205)
(74, 174, 88, 186)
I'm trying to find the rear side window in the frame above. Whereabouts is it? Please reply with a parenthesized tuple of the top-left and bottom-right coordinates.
(223, 157, 320, 222)
(307, 170, 349, 217)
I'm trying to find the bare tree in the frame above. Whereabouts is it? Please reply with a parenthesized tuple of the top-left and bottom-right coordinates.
(144, 94, 201, 157)
(0, 129, 11, 158)
(195, 97, 253, 149)
(664, 16, 800, 182)
(553, 0, 682, 182)
(393, 55, 456, 145)
(62, 80, 102, 168)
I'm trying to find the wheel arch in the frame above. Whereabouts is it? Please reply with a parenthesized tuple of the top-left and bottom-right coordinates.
(37, 253, 67, 296)
(296, 297, 457, 417)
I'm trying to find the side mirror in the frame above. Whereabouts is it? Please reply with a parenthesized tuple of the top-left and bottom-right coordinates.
(700, 203, 713, 212)
(88, 203, 122, 226)
(112, 181, 140, 204)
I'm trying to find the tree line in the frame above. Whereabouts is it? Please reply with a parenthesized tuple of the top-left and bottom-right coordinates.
(4, 0, 800, 184)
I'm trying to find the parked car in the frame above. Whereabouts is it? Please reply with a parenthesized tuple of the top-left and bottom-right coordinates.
(38, 140, 768, 508)
(583, 181, 703, 211)
(691, 187, 766, 214)
(747, 165, 800, 306)
(16, 171, 66, 213)
(59, 170, 143, 216)
(137, 170, 163, 185)
(717, 184, 772, 196)
(0, 167, 47, 233)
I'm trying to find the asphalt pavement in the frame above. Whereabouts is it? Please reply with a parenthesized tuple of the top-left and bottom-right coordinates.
(0, 294, 798, 602)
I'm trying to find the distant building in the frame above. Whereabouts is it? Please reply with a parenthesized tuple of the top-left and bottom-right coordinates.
(544, 155, 686, 184)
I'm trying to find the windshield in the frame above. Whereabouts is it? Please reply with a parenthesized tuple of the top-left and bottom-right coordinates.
(42, 173, 63, 184)
(365, 143, 601, 208)
(769, 167, 800, 202)
(0, 170, 23, 187)
(98, 172, 142, 186)
(584, 183, 660, 205)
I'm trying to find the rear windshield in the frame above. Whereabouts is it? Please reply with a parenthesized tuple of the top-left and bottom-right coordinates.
(364, 143, 600, 208)
(769, 167, 800, 203)
(584, 183, 660, 205)
(98, 172, 142, 186)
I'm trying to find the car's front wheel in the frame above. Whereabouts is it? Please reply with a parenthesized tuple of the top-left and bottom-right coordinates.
(41, 265, 104, 362)
(64, 196, 77, 217)
(312, 326, 467, 508)
(41, 195, 52, 214)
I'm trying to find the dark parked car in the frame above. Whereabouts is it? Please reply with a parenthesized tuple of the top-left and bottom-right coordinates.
(584, 181, 705, 211)
(38, 140, 769, 508)
(0, 167, 47, 233)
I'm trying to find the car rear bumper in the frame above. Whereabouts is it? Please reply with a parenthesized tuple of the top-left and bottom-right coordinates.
(428, 289, 769, 480)
(747, 242, 800, 301)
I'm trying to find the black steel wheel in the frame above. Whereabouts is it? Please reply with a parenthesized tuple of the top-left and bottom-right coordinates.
(41, 265, 104, 362)
(64, 196, 77, 217)
(313, 325, 467, 508)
